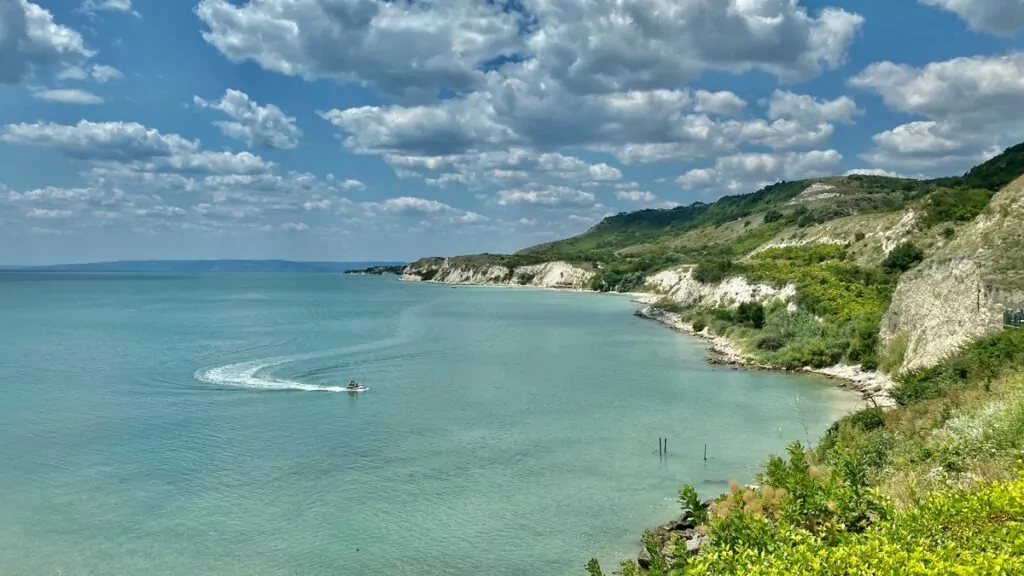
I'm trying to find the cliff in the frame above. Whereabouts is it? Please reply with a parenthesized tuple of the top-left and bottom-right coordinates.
(403, 258, 595, 290)
(881, 174, 1024, 372)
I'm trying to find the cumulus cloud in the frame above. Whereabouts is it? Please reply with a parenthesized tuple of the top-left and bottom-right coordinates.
(765, 90, 860, 125)
(0, 0, 94, 84)
(194, 89, 303, 149)
(196, 0, 526, 101)
(1, 120, 274, 175)
(199, 0, 862, 100)
(31, 88, 103, 104)
(694, 90, 747, 117)
(381, 149, 621, 189)
(920, 0, 1024, 36)
(676, 150, 844, 192)
(850, 53, 1024, 172)
(324, 84, 852, 168)
(495, 186, 596, 207)
(56, 63, 123, 82)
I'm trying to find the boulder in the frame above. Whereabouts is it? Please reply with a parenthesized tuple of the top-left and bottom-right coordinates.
(637, 547, 652, 569)
(685, 534, 707, 555)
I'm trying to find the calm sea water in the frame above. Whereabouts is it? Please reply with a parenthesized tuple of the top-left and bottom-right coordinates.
(0, 273, 857, 576)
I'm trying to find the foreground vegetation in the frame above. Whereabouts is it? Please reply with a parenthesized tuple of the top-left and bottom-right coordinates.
(586, 327, 1024, 575)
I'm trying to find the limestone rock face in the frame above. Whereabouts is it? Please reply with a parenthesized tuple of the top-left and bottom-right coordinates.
(881, 176, 1024, 372)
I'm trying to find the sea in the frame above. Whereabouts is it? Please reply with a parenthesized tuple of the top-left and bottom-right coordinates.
(0, 272, 858, 575)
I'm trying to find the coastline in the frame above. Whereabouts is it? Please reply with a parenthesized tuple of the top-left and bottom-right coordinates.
(402, 274, 889, 567)
(630, 302, 896, 408)
(404, 276, 894, 407)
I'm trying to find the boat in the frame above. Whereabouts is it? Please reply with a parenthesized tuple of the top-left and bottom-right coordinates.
(345, 380, 368, 393)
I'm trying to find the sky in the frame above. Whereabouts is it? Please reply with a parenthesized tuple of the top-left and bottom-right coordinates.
(1, 0, 1023, 265)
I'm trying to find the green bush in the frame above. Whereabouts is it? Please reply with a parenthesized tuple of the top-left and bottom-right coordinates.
(893, 328, 1024, 405)
(677, 475, 1024, 576)
(882, 242, 924, 273)
(736, 302, 766, 329)
(691, 318, 707, 333)
(854, 231, 866, 242)
(693, 259, 735, 283)
(921, 187, 995, 228)
(763, 209, 784, 224)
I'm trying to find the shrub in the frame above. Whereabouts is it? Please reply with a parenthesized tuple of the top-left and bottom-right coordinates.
(677, 475, 1024, 576)
(893, 328, 1024, 405)
(692, 318, 707, 333)
(693, 259, 735, 284)
(854, 231, 866, 242)
(736, 302, 766, 329)
(882, 242, 924, 273)
(763, 209, 784, 223)
(921, 187, 995, 227)
(942, 226, 956, 239)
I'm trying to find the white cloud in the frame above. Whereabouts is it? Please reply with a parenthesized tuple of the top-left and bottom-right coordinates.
(26, 208, 73, 219)
(197, 0, 525, 101)
(845, 168, 911, 178)
(694, 90, 747, 117)
(57, 63, 122, 82)
(1, 120, 274, 175)
(0, 0, 94, 84)
(851, 53, 1024, 172)
(89, 64, 122, 82)
(765, 90, 860, 125)
(194, 89, 302, 149)
(80, 0, 135, 15)
(338, 179, 366, 190)
(199, 0, 862, 101)
(281, 221, 310, 232)
(920, 0, 1024, 36)
(613, 189, 676, 208)
(676, 150, 844, 191)
(381, 149, 622, 189)
(31, 88, 103, 104)
(495, 186, 596, 207)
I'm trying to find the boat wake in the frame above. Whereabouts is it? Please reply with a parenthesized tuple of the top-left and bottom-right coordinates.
(194, 360, 352, 392)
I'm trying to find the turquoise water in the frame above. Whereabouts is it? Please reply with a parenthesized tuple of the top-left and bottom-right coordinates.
(0, 273, 856, 575)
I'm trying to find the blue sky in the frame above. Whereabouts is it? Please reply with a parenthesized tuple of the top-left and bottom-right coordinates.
(1, 0, 1023, 264)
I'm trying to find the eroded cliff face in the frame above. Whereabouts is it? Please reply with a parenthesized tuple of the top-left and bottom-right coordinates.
(642, 266, 796, 309)
(402, 259, 595, 290)
(881, 176, 1024, 372)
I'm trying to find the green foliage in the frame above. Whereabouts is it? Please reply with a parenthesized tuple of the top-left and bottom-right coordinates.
(680, 475, 1024, 576)
(853, 231, 866, 242)
(941, 226, 956, 239)
(920, 187, 995, 228)
(736, 302, 765, 329)
(693, 259, 735, 284)
(678, 485, 709, 526)
(691, 318, 707, 333)
(948, 141, 1024, 191)
(418, 268, 439, 282)
(893, 328, 1024, 405)
(763, 209, 784, 224)
(881, 242, 924, 273)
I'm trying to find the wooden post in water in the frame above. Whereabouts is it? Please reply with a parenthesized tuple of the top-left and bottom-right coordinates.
(664, 438, 667, 456)
(704, 443, 707, 461)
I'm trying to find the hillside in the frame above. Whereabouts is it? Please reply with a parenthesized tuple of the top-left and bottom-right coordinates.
(406, 143, 1024, 376)
(405, 144, 1024, 575)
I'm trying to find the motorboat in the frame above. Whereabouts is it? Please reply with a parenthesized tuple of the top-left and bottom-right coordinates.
(346, 380, 368, 393)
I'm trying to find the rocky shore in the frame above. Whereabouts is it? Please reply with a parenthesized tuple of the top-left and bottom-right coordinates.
(631, 305, 896, 408)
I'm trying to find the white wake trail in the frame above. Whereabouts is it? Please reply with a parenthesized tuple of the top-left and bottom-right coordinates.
(194, 360, 353, 392)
